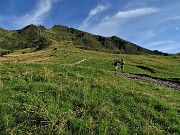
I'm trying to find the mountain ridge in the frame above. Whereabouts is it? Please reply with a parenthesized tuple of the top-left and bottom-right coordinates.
(0, 24, 167, 55)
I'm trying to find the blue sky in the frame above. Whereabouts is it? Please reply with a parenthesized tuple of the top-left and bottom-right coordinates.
(0, 0, 180, 53)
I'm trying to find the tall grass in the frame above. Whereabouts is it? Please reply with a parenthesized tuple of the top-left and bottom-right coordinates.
(0, 59, 179, 134)
(0, 46, 179, 134)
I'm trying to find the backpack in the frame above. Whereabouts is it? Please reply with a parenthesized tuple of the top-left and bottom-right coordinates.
(114, 61, 118, 66)
(121, 61, 125, 66)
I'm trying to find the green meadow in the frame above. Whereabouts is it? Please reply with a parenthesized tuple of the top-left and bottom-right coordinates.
(0, 43, 180, 135)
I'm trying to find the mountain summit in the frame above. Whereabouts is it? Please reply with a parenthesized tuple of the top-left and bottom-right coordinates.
(0, 24, 166, 55)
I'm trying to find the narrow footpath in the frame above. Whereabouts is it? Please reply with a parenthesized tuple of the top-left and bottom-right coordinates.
(117, 72, 180, 90)
(66, 59, 87, 66)
(67, 59, 179, 90)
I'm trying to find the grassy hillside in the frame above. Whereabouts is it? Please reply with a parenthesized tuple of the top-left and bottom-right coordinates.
(0, 25, 50, 52)
(0, 42, 179, 134)
(0, 24, 166, 55)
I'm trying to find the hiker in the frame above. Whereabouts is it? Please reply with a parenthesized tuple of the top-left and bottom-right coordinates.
(114, 60, 119, 74)
(121, 59, 125, 72)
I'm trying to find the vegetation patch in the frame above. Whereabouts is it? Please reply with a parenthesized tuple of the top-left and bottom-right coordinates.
(135, 65, 156, 73)
(0, 25, 179, 135)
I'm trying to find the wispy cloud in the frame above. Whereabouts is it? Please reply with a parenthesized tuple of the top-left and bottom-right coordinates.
(168, 16, 180, 20)
(135, 30, 155, 44)
(155, 45, 180, 53)
(143, 31, 155, 38)
(88, 7, 159, 36)
(146, 40, 175, 47)
(0, 0, 59, 29)
(143, 40, 179, 53)
(14, 0, 59, 28)
(79, 3, 110, 30)
(113, 7, 159, 19)
(158, 45, 179, 53)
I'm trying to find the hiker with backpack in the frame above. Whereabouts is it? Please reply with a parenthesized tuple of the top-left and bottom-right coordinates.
(121, 59, 125, 73)
(114, 60, 120, 74)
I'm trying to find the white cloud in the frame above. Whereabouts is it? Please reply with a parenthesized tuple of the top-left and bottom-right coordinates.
(124, 0, 159, 9)
(146, 40, 175, 47)
(144, 31, 155, 38)
(90, 4, 109, 16)
(13, 0, 59, 28)
(135, 31, 155, 44)
(79, 3, 110, 30)
(144, 40, 179, 53)
(168, 16, 180, 20)
(89, 7, 159, 36)
(113, 7, 159, 19)
(156, 45, 179, 53)
(0, 16, 16, 21)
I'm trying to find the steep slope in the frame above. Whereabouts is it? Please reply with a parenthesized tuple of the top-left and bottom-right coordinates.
(48, 25, 165, 55)
(0, 24, 50, 51)
(0, 24, 166, 55)
(0, 48, 179, 134)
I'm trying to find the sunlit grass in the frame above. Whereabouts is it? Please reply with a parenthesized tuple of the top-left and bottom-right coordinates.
(0, 43, 180, 134)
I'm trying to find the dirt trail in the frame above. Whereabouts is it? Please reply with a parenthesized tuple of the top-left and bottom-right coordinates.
(74, 59, 87, 65)
(117, 72, 180, 90)
(66, 59, 180, 90)
(67, 59, 87, 66)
